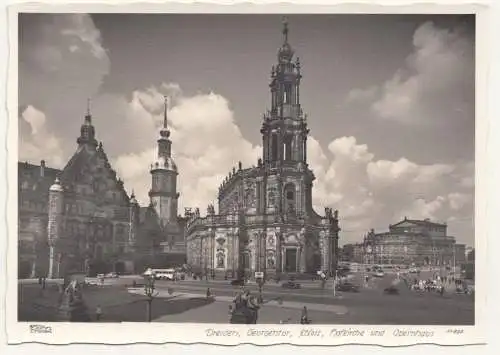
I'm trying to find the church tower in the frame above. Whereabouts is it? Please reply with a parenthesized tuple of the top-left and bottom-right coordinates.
(76, 99, 98, 150)
(149, 97, 180, 226)
(261, 18, 315, 218)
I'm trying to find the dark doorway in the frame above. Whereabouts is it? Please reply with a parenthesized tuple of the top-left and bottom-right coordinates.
(115, 262, 125, 274)
(285, 249, 297, 272)
(243, 253, 250, 270)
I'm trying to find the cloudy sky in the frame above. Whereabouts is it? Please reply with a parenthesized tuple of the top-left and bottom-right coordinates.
(18, 13, 475, 246)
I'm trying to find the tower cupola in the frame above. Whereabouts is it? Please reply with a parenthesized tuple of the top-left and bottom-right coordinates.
(277, 17, 294, 63)
(152, 96, 177, 172)
(77, 98, 98, 148)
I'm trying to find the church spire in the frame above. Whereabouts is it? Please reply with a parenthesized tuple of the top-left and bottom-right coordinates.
(282, 16, 289, 44)
(277, 16, 294, 63)
(155, 95, 175, 167)
(86, 97, 91, 117)
(77, 98, 97, 148)
(163, 96, 168, 129)
(160, 96, 171, 139)
(262, 19, 308, 165)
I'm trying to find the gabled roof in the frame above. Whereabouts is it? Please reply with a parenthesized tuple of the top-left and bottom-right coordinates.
(390, 217, 446, 228)
(60, 144, 130, 202)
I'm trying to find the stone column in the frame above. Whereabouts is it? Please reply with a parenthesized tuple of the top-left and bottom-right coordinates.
(320, 230, 330, 272)
(261, 232, 267, 274)
(233, 232, 239, 277)
(210, 230, 215, 271)
(48, 245, 55, 279)
(250, 236, 256, 273)
(276, 232, 282, 273)
(300, 244, 307, 273)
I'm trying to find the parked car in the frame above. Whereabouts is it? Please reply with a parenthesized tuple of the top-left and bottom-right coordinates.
(336, 282, 360, 292)
(282, 281, 301, 289)
(373, 270, 385, 278)
(230, 279, 245, 286)
(105, 272, 119, 278)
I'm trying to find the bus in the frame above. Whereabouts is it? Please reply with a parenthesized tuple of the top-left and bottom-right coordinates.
(144, 268, 177, 280)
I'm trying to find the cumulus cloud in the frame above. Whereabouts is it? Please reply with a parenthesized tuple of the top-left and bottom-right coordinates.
(111, 85, 261, 211)
(19, 106, 64, 167)
(346, 86, 379, 103)
(19, 13, 110, 163)
(346, 21, 474, 126)
(308, 136, 473, 244)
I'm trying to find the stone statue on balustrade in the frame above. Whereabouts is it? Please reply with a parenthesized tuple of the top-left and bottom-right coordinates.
(207, 204, 215, 216)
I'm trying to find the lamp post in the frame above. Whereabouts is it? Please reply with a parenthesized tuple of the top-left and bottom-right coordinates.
(143, 272, 157, 322)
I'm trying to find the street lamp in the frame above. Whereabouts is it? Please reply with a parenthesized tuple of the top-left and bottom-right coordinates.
(143, 272, 157, 322)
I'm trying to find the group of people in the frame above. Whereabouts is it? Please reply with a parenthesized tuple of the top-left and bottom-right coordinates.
(406, 278, 445, 294)
(230, 287, 261, 324)
(403, 273, 472, 295)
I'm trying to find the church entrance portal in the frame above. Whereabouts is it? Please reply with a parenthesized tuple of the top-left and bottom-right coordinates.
(284, 249, 297, 272)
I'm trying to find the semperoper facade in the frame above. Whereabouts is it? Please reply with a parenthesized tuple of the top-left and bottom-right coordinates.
(185, 21, 341, 278)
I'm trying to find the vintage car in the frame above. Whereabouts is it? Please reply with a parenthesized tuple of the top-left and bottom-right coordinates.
(336, 282, 360, 292)
(230, 279, 246, 286)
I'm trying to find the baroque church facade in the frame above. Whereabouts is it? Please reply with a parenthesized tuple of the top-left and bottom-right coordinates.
(18, 100, 186, 279)
(185, 21, 341, 278)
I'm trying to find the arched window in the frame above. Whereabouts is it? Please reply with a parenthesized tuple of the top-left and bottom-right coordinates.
(283, 83, 292, 104)
(283, 183, 295, 213)
(283, 135, 292, 161)
(271, 134, 278, 161)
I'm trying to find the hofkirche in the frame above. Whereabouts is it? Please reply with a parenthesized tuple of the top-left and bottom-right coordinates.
(184, 19, 341, 279)
(17, 19, 341, 279)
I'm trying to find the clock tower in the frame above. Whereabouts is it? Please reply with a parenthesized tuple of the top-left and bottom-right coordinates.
(149, 97, 180, 227)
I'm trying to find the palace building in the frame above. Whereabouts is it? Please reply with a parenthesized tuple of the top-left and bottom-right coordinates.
(184, 20, 341, 278)
(351, 217, 466, 267)
(18, 100, 187, 278)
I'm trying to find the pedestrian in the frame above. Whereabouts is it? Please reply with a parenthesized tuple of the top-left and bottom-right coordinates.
(300, 306, 309, 324)
(206, 287, 212, 300)
(42, 277, 46, 290)
(95, 305, 102, 321)
(247, 293, 260, 324)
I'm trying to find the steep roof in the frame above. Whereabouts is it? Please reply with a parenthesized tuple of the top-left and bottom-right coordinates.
(59, 143, 130, 203)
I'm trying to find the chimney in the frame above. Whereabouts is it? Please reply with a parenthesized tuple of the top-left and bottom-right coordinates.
(40, 160, 46, 177)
